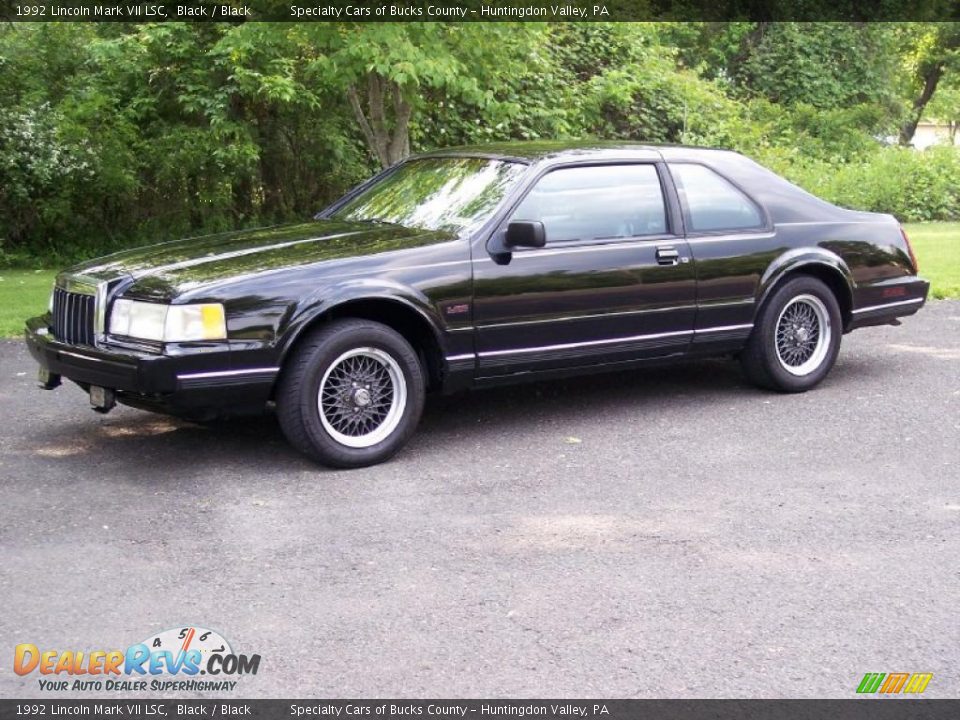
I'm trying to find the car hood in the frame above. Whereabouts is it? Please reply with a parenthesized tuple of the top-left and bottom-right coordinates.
(67, 220, 457, 301)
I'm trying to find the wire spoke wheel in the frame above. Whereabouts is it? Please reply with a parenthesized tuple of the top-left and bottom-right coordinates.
(318, 347, 407, 448)
(774, 294, 832, 376)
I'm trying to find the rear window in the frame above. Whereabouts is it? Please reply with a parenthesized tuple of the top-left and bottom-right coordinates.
(670, 163, 763, 232)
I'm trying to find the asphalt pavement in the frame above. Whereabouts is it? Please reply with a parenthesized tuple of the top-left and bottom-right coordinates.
(1, 301, 958, 699)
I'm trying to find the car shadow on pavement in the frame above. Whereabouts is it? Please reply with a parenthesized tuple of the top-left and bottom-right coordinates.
(421, 356, 748, 428)
(19, 354, 876, 474)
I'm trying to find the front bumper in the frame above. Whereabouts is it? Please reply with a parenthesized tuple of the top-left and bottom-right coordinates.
(25, 315, 278, 418)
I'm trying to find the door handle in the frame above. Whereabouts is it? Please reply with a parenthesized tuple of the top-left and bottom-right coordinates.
(656, 246, 680, 265)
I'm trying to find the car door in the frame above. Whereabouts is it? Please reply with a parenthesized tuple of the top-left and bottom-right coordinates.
(471, 162, 697, 377)
(667, 161, 775, 347)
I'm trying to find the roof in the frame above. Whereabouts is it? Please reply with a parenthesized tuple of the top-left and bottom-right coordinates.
(420, 139, 876, 225)
(417, 139, 738, 163)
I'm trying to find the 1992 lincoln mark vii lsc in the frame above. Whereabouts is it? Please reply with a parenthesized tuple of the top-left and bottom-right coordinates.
(26, 142, 929, 468)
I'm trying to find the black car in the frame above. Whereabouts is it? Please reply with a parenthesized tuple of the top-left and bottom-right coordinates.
(26, 142, 929, 468)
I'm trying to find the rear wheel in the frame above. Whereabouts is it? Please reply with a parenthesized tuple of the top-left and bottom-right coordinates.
(276, 319, 425, 468)
(740, 276, 842, 392)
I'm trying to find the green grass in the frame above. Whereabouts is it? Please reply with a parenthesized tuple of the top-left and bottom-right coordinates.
(0, 269, 55, 338)
(903, 222, 960, 299)
(0, 222, 956, 337)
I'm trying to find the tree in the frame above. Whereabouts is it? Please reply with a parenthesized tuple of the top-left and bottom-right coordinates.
(303, 23, 539, 169)
(3, 20, 959, 266)
(730, 23, 900, 112)
(898, 23, 960, 146)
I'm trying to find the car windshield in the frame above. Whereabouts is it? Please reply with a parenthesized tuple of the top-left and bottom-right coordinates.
(331, 156, 527, 234)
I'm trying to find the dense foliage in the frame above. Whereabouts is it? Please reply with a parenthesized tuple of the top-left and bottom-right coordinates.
(1, 21, 958, 266)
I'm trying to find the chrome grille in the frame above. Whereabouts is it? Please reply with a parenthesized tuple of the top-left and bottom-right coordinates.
(52, 287, 96, 345)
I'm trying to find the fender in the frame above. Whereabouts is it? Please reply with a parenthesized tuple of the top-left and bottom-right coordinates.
(756, 247, 855, 316)
(275, 277, 448, 362)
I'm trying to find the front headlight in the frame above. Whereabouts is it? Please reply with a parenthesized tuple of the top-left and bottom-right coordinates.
(109, 299, 227, 342)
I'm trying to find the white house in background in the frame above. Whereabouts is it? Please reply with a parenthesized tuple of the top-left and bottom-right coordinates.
(912, 121, 959, 149)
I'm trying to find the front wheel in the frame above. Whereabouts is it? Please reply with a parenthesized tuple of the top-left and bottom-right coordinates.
(276, 319, 425, 468)
(740, 276, 842, 393)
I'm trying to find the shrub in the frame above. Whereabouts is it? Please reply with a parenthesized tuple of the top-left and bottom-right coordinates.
(777, 146, 960, 222)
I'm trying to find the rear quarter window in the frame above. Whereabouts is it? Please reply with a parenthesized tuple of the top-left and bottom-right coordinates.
(670, 163, 764, 233)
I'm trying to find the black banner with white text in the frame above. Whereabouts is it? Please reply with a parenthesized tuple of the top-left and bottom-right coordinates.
(2, 700, 960, 720)
(3, 0, 960, 22)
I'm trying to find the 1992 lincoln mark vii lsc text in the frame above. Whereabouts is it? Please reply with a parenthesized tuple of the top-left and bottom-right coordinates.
(26, 142, 929, 468)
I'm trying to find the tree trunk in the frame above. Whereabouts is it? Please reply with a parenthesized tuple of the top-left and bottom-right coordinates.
(899, 62, 946, 146)
(256, 106, 288, 219)
(347, 73, 413, 170)
(388, 83, 412, 163)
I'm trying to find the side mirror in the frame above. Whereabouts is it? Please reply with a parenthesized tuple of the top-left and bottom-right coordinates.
(505, 220, 546, 249)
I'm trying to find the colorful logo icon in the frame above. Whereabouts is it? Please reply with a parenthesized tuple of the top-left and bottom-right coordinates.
(857, 673, 933, 694)
(13, 625, 260, 692)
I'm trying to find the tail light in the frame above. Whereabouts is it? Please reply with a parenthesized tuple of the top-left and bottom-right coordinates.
(900, 226, 919, 274)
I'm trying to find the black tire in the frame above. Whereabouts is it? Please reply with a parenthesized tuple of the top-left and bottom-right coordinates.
(276, 319, 425, 468)
(740, 276, 842, 393)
